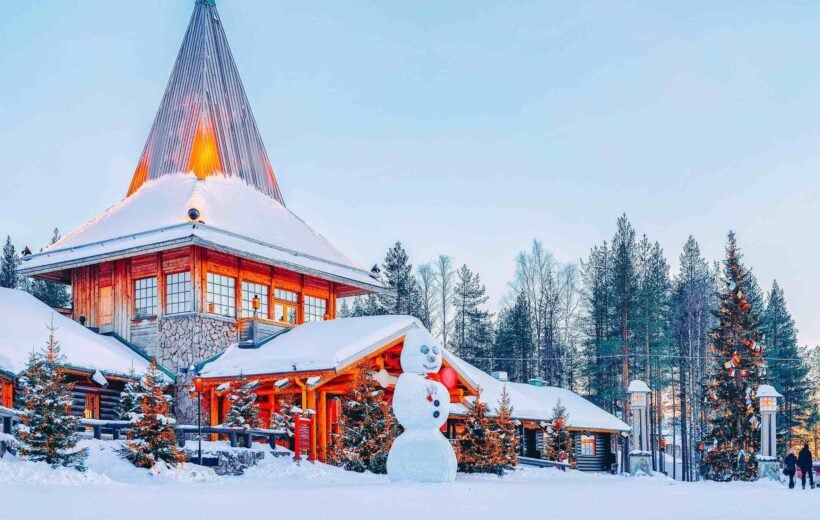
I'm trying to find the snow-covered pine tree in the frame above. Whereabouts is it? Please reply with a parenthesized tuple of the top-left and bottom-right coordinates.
(327, 364, 398, 473)
(116, 368, 148, 421)
(493, 386, 519, 468)
(121, 360, 184, 468)
(762, 280, 812, 451)
(1, 235, 19, 289)
(543, 398, 572, 462)
(15, 323, 87, 470)
(271, 395, 296, 437)
(458, 393, 504, 475)
(701, 232, 765, 481)
(27, 229, 70, 308)
(224, 374, 262, 430)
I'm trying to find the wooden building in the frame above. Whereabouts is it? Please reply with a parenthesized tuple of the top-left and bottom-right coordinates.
(17, 0, 381, 422)
(198, 315, 630, 470)
(0, 288, 160, 424)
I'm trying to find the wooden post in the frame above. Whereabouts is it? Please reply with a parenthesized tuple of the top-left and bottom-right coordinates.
(293, 412, 302, 462)
(317, 391, 327, 461)
(307, 390, 317, 460)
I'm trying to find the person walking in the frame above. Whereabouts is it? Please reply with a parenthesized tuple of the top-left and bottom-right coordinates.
(797, 444, 814, 490)
(784, 448, 798, 489)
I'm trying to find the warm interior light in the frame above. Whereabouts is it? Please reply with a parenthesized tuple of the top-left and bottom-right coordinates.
(187, 113, 222, 179)
(127, 140, 153, 196)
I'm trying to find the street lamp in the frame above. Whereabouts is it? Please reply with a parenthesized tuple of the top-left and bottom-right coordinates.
(193, 374, 204, 465)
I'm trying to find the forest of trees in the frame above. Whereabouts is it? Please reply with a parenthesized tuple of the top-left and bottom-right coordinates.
(341, 217, 820, 481)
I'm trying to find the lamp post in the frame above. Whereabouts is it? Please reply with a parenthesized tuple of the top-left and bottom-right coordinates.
(755, 384, 783, 480)
(627, 380, 652, 475)
(193, 374, 203, 465)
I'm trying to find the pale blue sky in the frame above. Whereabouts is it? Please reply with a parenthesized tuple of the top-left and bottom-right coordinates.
(1, 1, 819, 345)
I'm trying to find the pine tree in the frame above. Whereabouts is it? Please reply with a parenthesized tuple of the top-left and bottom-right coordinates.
(762, 280, 812, 451)
(327, 365, 399, 473)
(338, 299, 352, 318)
(15, 323, 87, 470)
(379, 242, 423, 318)
(457, 391, 504, 475)
(452, 264, 490, 362)
(543, 399, 572, 462)
(224, 375, 262, 430)
(494, 291, 532, 382)
(610, 214, 639, 419)
(27, 229, 70, 308)
(271, 395, 296, 437)
(493, 386, 519, 468)
(1, 236, 19, 289)
(116, 368, 149, 421)
(701, 232, 765, 481)
(121, 360, 185, 468)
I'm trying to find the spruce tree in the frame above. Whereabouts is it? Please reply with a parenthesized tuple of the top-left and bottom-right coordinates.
(116, 368, 149, 421)
(379, 242, 423, 318)
(28, 229, 70, 308)
(122, 360, 185, 468)
(271, 395, 296, 437)
(1, 236, 19, 289)
(544, 399, 572, 462)
(762, 280, 812, 450)
(327, 365, 399, 473)
(15, 323, 87, 470)
(457, 392, 504, 475)
(493, 386, 519, 468)
(224, 374, 262, 429)
(452, 264, 490, 362)
(701, 232, 765, 481)
(494, 291, 532, 382)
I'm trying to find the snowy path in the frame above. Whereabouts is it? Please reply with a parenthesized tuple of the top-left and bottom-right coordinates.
(0, 441, 816, 520)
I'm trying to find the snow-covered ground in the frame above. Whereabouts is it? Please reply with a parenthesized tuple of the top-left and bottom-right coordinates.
(0, 439, 815, 520)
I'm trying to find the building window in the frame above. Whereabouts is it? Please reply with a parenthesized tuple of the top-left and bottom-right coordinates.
(273, 288, 298, 324)
(166, 271, 192, 314)
(84, 394, 100, 420)
(241, 281, 269, 318)
(134, 277, 158, 318)
(0, 380, 12, 408)
(207, 273, 236, 317)
(304, 295, 328, 323)
(580, 435, 596, 456)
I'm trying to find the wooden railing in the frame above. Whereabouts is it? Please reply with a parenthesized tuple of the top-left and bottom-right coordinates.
(518, 456, 571, 471)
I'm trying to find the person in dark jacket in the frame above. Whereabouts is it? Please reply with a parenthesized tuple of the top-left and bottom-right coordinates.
(798, 444, 814, 489)
(784, 448, 798, 489)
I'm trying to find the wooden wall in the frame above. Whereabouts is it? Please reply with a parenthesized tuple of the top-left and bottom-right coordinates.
(573, 432, 611, 471)
(70, 246, 343, 346)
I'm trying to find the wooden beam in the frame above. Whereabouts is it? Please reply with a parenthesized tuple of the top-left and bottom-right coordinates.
(318, 390, 328, 461)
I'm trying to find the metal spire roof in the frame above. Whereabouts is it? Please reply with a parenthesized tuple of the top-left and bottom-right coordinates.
(127, 0, 285, 204)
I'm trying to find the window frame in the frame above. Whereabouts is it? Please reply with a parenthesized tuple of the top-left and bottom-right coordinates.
(165, 271, 192, 315)
(580, 434, 596, 456)
(207, 272, 237, 318)
(241, 280, 269, 319)
(273, 288, 299, 325)
(303, 295, 328, 323)
(84, 394, 100, 420)
(133, 276, 158, 319)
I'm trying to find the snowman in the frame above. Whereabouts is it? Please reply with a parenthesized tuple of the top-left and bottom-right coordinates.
(387, 328, 457, 482)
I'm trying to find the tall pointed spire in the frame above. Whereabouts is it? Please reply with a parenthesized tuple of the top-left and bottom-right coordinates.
(127, 0, 285, 204)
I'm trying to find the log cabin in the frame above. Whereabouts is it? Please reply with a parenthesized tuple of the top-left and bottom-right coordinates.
(0, 288, 161, 431)
(17, 0, 382, 423)
(197, 315, 630, 470)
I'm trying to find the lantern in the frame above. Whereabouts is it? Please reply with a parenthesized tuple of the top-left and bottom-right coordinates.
(759, 396, 776, 413)
(252, 294, 261, 313)
(193, 376, 204, 393)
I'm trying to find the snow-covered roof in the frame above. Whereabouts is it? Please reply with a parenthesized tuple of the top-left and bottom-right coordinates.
(755, 384, 783, 399)
(627, 380, 651, 393)
(19, 174, 382, 293)
(445, 353, 630, 432)
(0, 289, 156, 379)
(200, 315, 421, 378)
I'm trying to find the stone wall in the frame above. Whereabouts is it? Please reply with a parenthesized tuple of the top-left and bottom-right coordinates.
(156, 314, 238, 424)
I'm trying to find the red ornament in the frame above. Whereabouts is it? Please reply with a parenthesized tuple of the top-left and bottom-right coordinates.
(439, 367, 458, 390)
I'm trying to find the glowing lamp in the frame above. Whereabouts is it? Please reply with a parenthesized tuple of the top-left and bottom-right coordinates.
(193, 376, 204, 393)
(759, 396, 777, 413)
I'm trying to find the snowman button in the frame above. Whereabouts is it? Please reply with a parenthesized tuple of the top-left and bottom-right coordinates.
(433, 400, 440, 407)
(433, 411, 440, 418)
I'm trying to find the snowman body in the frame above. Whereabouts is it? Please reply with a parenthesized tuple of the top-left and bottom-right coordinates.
(387, 329, 457, 482)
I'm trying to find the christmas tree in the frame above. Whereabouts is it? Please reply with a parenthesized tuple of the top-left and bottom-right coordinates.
(15, 323, 87, 470)
(327, 364, 399, 473)
(701, 232, 765, 481)
(121, 360, 185, 468)
(224, 374, 262, 430)
(116, 368, 148, 421)
(493, 386, 519, 468)
(457, 389, 504, 475)
(543, 398, 573, 462)
(271, 395, 296, 437)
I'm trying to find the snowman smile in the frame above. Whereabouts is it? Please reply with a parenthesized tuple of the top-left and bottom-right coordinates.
(423, 363, 438, 370)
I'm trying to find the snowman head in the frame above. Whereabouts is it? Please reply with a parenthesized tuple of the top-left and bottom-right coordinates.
(401, 329, 442, 374)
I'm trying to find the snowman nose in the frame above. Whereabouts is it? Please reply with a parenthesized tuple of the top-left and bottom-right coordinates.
(427, 354, 436, 363)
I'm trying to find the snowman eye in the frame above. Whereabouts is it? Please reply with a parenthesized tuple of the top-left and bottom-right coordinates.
(420, 345, 430, 355)
(432, 346, 439, 355)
